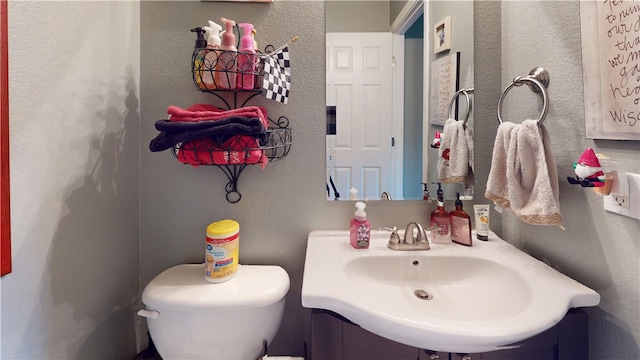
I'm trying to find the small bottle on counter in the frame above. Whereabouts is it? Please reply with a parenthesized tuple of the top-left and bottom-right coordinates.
(430, 183, 452, 245)
(350, 201, 370, 249)
(450, 192, 472, 246)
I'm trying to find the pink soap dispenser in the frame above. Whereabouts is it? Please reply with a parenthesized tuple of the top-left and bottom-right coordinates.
(237, 23, 256, 90)
(350, 201, 370, 249)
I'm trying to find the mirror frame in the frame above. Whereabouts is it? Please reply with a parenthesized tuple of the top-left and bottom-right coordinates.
(1, 0, 11, 276)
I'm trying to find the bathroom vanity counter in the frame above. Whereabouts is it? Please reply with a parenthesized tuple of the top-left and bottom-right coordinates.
(310, 308, 587, 360)
(302, 230, 599, 354)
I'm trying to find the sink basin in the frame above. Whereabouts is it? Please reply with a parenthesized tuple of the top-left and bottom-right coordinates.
(344, 255, 531, 322)
(301, 230, 600, 353)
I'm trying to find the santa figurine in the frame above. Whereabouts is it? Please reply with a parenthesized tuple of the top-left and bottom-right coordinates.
(568, 148, 606, 187)
(430, 130, 442, 149)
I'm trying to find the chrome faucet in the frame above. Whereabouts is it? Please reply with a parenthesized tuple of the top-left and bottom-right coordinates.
(385, 222, 430, 251)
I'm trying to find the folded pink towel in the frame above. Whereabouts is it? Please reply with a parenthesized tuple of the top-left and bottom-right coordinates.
(168, 104, 269, 128)
(177, 136, 267, 169)
(485, 120, 564, 229)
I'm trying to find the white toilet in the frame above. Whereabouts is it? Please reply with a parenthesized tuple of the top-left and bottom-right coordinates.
(138, 264, 290, 360)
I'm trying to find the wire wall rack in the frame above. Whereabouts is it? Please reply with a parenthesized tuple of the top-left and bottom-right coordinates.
(170, 115, 291, 203)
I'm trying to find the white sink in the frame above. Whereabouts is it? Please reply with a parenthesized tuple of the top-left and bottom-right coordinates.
(301, 230, 600, 353)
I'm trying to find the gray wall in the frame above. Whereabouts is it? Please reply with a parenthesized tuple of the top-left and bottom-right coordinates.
(2, 1, 140, 358)
(140, 1, 434, 356)
(326, 1, 390, 32)
(475, 2, 640, 359)
(144, 0, 638, 358)
(3, 1, 637, 359)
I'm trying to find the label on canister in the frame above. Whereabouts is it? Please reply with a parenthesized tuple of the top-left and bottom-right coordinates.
(204, 219, 239, 283)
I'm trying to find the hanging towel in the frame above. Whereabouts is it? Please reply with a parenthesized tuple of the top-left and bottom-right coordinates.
(438, 118, 474, 186)
(485, 119, 564, 229)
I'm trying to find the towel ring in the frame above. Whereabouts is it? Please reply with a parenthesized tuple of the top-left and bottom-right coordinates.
(448, 87, 474, 125)
(497, 67, 550, 126)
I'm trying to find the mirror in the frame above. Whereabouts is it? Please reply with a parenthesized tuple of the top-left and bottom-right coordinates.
(325, 0, 474, 201)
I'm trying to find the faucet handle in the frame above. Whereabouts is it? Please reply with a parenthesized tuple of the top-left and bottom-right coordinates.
(380, 226, 400, 245)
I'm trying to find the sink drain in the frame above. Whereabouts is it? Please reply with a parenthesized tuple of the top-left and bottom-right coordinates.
(414, 289, 433, 300)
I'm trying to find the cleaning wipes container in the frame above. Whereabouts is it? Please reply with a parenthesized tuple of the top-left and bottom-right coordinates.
(205, 219, 239, 283)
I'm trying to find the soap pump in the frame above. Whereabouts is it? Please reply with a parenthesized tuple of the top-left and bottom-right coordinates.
(216, 17, 237, 89)
(429, 183, 452, 245)
(201, 21, 222, 90)
(237, 23, 256, 90)
(190, 27, 207, 49)
(191, 27, 208, 90)
(350, 201, 370, 249)
(450, 192, 472, 246)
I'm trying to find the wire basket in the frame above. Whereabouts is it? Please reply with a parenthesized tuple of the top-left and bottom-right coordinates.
(192, 49, 264, 92)
(170, 127, 291, 167)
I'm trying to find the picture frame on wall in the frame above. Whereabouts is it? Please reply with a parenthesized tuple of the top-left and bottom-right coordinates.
(430, 52, 460, 126)
(580, 1, 639, 140)
(434, 16, 451, 54)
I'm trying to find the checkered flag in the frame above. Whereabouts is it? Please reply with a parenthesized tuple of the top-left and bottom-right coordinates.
(262, 47, 291, 104)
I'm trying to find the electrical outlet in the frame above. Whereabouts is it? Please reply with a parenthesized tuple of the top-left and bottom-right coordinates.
(604, 173, 640, 220)
(611, 195, 629, 208)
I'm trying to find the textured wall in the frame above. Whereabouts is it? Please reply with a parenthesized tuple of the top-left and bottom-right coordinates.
(142, 1, 640, 358)
(140, 1, 432, 356)
(2, 1, 140, 358)
(5, 1, 633, 359)
(476, 1, 640, 359)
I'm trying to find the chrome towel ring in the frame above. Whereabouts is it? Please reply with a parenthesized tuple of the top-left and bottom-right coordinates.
(497, 67, 549, 126)
(448, 87, 474, 125)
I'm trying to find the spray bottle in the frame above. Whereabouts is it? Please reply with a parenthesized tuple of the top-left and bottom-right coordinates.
(216, 18, 237, 89)
(237, 23, 256, 90)
(202, 21, 222, 90)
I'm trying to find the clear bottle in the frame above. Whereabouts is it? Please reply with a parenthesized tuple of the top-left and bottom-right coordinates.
(350, 201, 370, 249)
(216, 18, 237, 89)
(237, 23, 256, 90)
(450, 192, 472, 246)
(429, 183, 452, 245)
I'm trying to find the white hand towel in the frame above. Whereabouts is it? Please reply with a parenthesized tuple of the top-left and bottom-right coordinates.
(438, 118, 474, 185)
(485, 120, 564, 229)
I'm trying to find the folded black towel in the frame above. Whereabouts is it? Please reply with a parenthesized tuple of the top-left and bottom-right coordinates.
(149, 116, 267, 152)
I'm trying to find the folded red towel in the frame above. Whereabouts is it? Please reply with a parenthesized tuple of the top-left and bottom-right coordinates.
(168, 104, 269, 128)
(177, 136, 267, 169)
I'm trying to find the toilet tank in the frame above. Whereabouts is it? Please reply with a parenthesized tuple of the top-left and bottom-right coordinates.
(141, 264, 290, 360)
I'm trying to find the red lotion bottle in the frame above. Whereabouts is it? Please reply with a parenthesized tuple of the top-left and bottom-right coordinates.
(429, 183, 452, 245)
(350, 201, 370, 249)
(450, 192, 472, 246)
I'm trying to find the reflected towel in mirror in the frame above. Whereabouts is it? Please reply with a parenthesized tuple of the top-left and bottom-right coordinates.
(438, 118, 474, 186)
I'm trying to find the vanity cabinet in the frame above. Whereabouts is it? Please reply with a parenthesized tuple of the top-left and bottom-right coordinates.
(310, 309, 588, 360)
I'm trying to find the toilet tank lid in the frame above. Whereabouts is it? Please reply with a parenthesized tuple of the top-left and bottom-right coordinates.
(142, 264, 290, 312)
